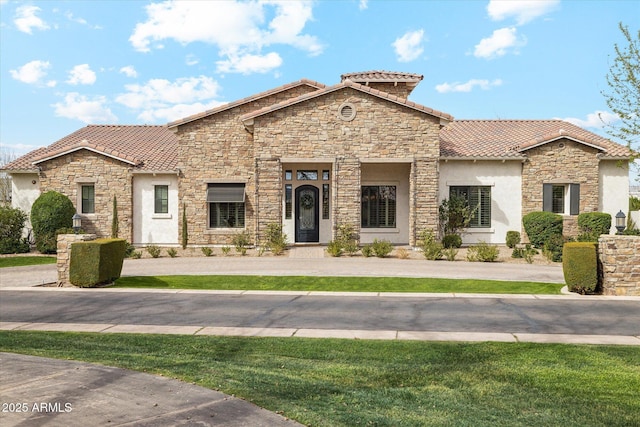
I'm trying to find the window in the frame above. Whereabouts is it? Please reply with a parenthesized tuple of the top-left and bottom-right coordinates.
(297, 170, 318, 180)
(81, 185, 95, 214)
(285, 184, 292, 219)
(285, 170, 292, 181)
(552, 185, 565, 214)
(450, 186, 491, 228)
(154, 185, 169, 214)
(322, 184, 330, 219)
(322, 170, 330, 181)
(543, 183, 580, 215)
(361, 186, 396, 228)
(207, 183, 245, 228)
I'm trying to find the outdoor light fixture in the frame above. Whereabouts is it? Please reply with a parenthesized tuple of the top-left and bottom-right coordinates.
(72, 214, 82, 234)
(615, 210, 626, 234)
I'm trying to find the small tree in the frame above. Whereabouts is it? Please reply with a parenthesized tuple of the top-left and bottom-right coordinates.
(111, 195, 119, 238)
(31, 191, 76, 253)
(439, 194, 474, 238)
(0, 206, 30, 254)
(181, 203, 188, 249)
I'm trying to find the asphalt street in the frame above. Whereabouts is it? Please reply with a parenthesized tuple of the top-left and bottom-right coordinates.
(2, 289, 639, 337)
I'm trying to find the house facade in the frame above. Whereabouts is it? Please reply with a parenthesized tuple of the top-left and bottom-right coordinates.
(3, 71, 630, 248)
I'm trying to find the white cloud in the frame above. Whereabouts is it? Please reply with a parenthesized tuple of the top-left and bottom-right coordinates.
(66, 64, 96, 85)
(435, 79, 503, 93)
(116, 75, 222, 122)
(474, 27, 526, 59)
(138, 100, 227, 123)
(10, 60, 56, 86)
(216, 52, 283, 74)
(186, 54, 199, 66)
(53, 93, 117, 123)
(129, 0, 322, 74)
(120, 66, 138, 78)
(14, 5, 49, 34)
(559, 111, 620, 129)
(392, 29, 425, 62)
(359, 0, 368, 10)
(487, 0, 559, 25)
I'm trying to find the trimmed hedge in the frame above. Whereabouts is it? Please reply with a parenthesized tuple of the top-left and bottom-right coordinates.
(506, 231, 521, 248)
(562, 242, 598, 294)
(578, 212, 611, 236)
(69, 238, 126, 287)
(522, 211, 563, 248)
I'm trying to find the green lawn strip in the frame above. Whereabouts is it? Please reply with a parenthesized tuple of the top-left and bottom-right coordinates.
(1, 331, 638, 426)
(114, 275, 562, 294)
(0, 256, 56, 268)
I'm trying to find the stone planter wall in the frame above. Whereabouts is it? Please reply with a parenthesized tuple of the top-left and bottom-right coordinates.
(598, 235, 640, 296)
(56, 234, 96, 286)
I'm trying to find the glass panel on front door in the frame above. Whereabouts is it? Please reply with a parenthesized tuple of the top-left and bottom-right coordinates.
(299, 189, 315, 230)
(295, 185, 319, 242)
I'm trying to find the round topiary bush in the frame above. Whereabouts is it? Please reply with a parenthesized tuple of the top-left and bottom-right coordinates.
(31, 191, 76, 254)
(506, 230, 521, 248)
(522, 211, 563, 248)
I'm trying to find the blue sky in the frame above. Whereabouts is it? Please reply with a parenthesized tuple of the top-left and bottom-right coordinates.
(1, 0, 638, 179)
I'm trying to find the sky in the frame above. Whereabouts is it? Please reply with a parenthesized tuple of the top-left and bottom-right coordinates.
(0, 0, 638, 180)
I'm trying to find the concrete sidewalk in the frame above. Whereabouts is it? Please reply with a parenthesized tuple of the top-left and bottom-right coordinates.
(0, 255, 565, 288)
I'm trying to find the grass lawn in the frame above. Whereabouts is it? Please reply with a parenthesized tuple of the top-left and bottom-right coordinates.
(1, 331, 638, 426)
(114, 275, 563, 294)
(0, 256, 56, 268)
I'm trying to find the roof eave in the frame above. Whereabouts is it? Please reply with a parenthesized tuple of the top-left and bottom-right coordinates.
(440, 156, 526, 161)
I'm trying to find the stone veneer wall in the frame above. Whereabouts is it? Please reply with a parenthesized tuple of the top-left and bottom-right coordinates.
(521, 139, 600, 238)
(598, 235, 640, 296)
(175, 84, 319, 245)
(57, 233, 96, 286)
(38, 150, 133, 240)
(252, 88, 441, 245)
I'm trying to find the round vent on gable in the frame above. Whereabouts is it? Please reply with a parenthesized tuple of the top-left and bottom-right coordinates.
(338, 103, 356, 121)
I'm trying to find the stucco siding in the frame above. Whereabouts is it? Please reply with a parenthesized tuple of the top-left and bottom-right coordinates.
(439, 161, 522, 244)
(599, 160, 630, 234)
(11, 173, 40, 235)
(133, 174, 179, 245)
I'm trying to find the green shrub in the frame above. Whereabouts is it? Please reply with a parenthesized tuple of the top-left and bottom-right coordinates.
(124, 241, 136, 258)
(221, 246, 231, 256)
(167, 248, 178, 258)
(232, 231, 250, 255)
(146, 245, 161, 258)
(0, 206, 30, 254)
(442, 234, 462, 249)
(622, 227, 640, 235)
(265, 223, 288, 255)
(336, 224, 359, 256)
(506, 231, 521, 249)
(361, 244, 373, 258)
(69, 238, 126, 287)
(419, 230, 443, 260)
(439, 195, 474, 236)
(372, 239, 393, 258)
(543, 234, 566, 262)
(201, 247, 213, 257)
(630, 196, 640, 211)
(31, 191, 75, 253)
(131, 251, 142, 259)
(466, 241, 499, 262)
(512, 244, 537, 264)
(563, 242, 598, 294)
(578, 212, 611, 237)
(443, 247, 458, 261)
(522, 211, 563, 249)
(326, 240, 343, 257)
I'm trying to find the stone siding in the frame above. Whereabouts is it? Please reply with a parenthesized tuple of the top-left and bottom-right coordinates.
(598, 235, 640, 296)
(56, 233, 96, 286)
(251, 88, 441, 245)
(522, 139, 600, 239)
(175, 85, 318, 245)
(38, 150, 133, 240)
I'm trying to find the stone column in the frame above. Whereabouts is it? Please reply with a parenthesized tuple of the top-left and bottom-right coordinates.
(598, 235, 640, 296)
(56, 234, 96, 286)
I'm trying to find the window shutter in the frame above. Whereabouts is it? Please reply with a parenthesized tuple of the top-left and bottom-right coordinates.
(570, 184, 580, 215)
(543, 184, 553, 212)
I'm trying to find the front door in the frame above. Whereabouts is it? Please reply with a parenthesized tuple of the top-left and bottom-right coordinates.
(295, 185, 319, 243)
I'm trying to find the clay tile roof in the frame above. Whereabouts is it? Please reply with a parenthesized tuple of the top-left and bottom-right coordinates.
(241, 79, 453, 122)
(439, 120, 631, 159)
(2, 125, 178, 172)
(340, 70, 424, 83)
(167, 79, 326, 128)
